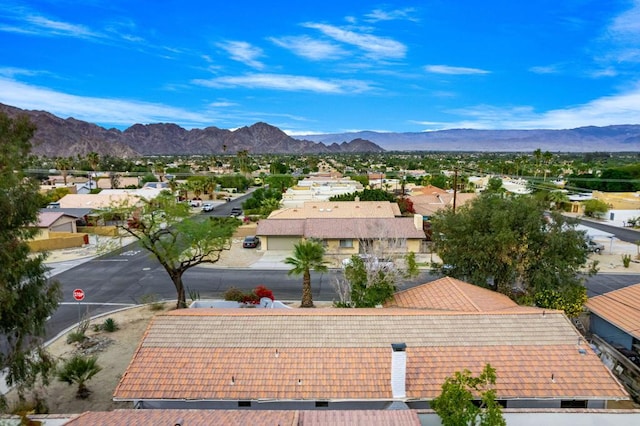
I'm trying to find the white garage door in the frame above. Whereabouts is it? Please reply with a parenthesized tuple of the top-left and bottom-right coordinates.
(267, 237, 299, 251)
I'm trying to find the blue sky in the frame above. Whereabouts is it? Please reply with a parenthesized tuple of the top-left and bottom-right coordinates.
(1, 0, 639, 135)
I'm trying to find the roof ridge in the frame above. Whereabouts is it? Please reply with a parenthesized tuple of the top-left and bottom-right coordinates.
(448, 277, 482, 312)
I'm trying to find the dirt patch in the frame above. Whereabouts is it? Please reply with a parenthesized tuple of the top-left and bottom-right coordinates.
(4, 303, 172, 414)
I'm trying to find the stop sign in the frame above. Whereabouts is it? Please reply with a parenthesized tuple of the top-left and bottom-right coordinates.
(73, 288, 85, 301)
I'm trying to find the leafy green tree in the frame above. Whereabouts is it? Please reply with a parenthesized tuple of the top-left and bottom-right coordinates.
(431, 364, 505, 426)
(329, 188, 396, 202)
(106, 191, 240, 308)
(484, 177, 504, 194)
(337, 251, 420, 308)
(284, 240, 328, 308)
(583, 199, 609, 218)
(259, 198, 282, 217)
(431, 194, 591, 316)
(56, 355, 102, 399)
(264, 174, 295, 193)
(0, 112, 62, 408)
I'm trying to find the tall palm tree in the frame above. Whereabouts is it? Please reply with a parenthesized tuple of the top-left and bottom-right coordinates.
(55, 157, 72, 185)
(284, 240, 328, 308)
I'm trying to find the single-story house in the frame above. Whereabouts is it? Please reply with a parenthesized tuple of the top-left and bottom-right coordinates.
(586, 283, 640, 352)
(33, 211, 78, 238)
(268, 201, 401, 220)
(113, 304, 628, 410)
(256, 216, 425, 254)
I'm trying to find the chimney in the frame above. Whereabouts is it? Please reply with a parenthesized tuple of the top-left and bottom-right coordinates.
(391, 343, 407, 399)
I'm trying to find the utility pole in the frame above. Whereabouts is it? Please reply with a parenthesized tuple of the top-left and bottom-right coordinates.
(452, 167, 458, 214)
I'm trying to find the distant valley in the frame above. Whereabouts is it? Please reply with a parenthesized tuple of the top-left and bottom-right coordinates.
(1, 103, 638, 156)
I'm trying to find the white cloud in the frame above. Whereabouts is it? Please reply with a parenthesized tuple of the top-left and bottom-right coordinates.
(269, 35, 345, 60)
(364, 8, 418, 23)
(18, 14, 101, 39)
(193, 73, 372, 93)
(424, 65, 490, 75)
(529, 65, 561, 74)
(303, 22, 406, 60)
(423, 83, 640, 130)
(217, 41, 265, 69)
(0, 77, 215, 128)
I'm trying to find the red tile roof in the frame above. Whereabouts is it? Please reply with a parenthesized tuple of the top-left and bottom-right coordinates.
(64, 409, 420, 425)
(64, 409, 298, 425)
(257, 217, 425, 239)
(386, 277, 532, 312)
(114, 309, 627, 403)
(586, 283, 640, 340)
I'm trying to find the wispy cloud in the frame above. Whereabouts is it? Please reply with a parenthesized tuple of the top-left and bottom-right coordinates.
(193, 73, 372, 93)
(0, 9, 102, 40)
(364, 7, 419, 23)
(529, 65, 561, 74)
(269, 35, 346, 60)
(424, 65, 491, 75)
(217, 41, 265, 69)
(595, 0, 640, 65)
(303, 22, 406, 60)
(0, 77, 215, 128)
(419, 84, 640, 130)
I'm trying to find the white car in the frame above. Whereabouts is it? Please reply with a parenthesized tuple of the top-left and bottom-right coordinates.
(202, 203, 215, 212)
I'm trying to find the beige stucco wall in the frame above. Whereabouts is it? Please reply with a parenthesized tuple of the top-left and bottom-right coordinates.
(28, 232, 88, 252)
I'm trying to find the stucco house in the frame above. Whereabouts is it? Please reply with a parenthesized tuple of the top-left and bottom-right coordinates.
(586, 283, 640, 352)
(112, 284, 628, 410)
(256, 200, 425, 255)
(33, 211, 79, 238)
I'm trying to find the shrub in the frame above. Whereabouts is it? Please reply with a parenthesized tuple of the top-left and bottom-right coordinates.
(140, 293, 165, 311)
(622, 254, 631, 268)
(223, 287, 245, 302)
(224, 285, 275, 304)
(254, 285, 274, 301)
(102, 317, 119, 332)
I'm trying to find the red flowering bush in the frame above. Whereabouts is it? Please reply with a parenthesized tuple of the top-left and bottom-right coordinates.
(224, 285, 275, 304)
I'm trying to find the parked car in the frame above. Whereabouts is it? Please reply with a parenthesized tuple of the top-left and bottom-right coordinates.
(189, 199, 201, 207)
(202, 203, 215, 212)
(243, 236, 260, 249)
(230, 207, 243, 217)
(585, 239, 605, 254)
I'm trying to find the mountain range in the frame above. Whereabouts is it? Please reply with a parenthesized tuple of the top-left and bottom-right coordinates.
(1, 103, 638, 156)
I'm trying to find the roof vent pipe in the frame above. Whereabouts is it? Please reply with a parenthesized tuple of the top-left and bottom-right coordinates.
(391, 343, 407, 399)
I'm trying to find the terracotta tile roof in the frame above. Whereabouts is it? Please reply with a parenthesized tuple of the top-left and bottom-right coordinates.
(586, 283, 640, 340)
(300, 410, 421, 425)
(410, 192, 477, 216)
(268, 201, 400, 219)
(114, 309, 627, 402)
(256, 218, 306, 236)
(64, 409, 420, 425)
(386, 277, 530, 312)
(305, 218, 424, 239)
(257, 217, 425, 239)
(411, 185, 448, 195)
(64, 409, 298, 425)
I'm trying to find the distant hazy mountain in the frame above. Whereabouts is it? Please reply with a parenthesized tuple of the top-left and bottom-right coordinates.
(2, 103, 638, 155)
(302, 126, 640, 152)
(0, 103, 384, 157)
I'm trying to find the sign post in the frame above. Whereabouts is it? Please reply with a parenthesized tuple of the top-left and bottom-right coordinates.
(73, 288, 85, 325)
(73, 289, 85, 302)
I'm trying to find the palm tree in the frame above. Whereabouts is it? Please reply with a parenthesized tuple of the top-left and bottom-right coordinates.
(86, 151, 100, 190)
(55, 157, 72, 185)
(284, 240, 328, 308)
(57, 354, 102, 399)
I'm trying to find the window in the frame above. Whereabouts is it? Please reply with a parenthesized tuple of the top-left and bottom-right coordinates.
(238, 401, 251, 407)
(315, 401, 329, 408)
(560, 400, 587, 408)
(339, 239, 353, 248)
